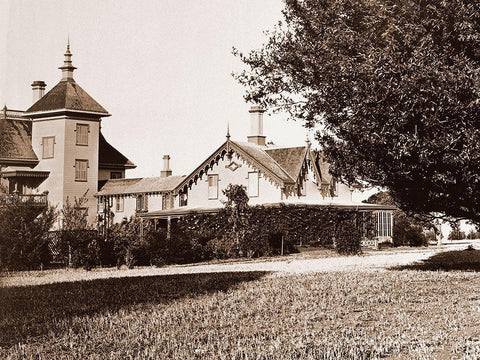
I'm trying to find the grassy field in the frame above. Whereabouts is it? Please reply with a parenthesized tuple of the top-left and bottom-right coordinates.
(1, 250, 480, 359)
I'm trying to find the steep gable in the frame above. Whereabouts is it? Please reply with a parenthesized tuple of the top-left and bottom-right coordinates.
(265, 146, 308, 182)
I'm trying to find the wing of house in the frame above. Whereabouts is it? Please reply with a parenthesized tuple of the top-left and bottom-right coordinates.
(1, 43, 135, 223)
(97, 105, 395, 244)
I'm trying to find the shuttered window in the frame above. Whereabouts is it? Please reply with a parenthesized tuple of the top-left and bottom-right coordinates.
(75, 159, 88, 181)
(208, 175, 219, 199)
(76, 124, 89, 145)
(42, 136, 55, 159)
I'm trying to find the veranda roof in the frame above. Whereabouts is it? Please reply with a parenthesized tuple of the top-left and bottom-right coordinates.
(96, 175, 185, 197)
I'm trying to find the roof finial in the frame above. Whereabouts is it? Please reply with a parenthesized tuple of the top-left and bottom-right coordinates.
(226, 122, 231, 140)
(59, 37, 76, 81)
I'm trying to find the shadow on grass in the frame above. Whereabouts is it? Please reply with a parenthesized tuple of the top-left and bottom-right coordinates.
(0, 271, 269, 347)
(391, 248, 480, 272)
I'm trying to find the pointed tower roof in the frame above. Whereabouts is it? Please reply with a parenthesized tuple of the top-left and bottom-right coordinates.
(25, 42, 110, 118)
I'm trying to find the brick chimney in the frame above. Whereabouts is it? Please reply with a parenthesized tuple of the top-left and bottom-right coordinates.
(247, 105, 266, 146)
(31, 81, 46, 104)
(160, 155, 172, 178)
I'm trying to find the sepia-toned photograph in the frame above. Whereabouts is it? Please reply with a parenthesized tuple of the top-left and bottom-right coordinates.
(1, 0, 479, 358)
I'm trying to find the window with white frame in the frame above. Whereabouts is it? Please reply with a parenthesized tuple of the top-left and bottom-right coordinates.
(180, 192, 188, 207)
(248, 172, 259, 197)
(208, 175, 219, 199)
(42, 136, 55, 159)
(136, 194, 147, 212)
(116, 196, 124, 212)
(75, 159, 88, 181)
(376, 211, 392, 237)
(76, 124, 89, 146)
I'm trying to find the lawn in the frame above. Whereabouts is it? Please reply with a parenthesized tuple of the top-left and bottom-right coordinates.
(1, 250, 480, 359)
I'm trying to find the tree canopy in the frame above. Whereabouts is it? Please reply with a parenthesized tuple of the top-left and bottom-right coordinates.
(235, 0, 480, 222)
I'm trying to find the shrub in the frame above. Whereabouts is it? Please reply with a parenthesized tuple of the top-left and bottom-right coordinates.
(0, 197, 57, 271)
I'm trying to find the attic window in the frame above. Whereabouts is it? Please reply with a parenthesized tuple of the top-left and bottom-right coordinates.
(76, 124, 89, 146)
(208, 175, 219, 199)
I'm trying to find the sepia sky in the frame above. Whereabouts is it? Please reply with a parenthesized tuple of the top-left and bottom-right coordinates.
(1, 0, 312, 178)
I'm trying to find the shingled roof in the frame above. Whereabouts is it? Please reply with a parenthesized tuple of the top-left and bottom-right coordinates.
(230, 141, 295, 183)
(265, 146, 308, 182)
(97, 175, 185, 197)
(99, 133, 136, 170)
(0, 108, 38, 165)
(25, 80, 109, 116)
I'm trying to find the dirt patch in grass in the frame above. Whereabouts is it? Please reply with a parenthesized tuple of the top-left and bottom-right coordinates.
(392, 248, 480, 272)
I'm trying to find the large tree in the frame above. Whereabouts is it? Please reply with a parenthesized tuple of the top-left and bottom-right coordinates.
(235, 0, 480, 222)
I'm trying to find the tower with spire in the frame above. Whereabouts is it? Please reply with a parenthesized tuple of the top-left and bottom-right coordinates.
(22, 41, 134, 225)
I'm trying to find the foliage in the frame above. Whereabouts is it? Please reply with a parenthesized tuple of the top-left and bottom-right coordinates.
(0, 197, 56, 270)
(235, 0, 480, 224)
(365, 191, 428, 247)
(59, 193, 99, 270)
(2, 269, 480, 358)
(223, 184, 250, 256)
(108, 217, 146, 268)
(179, 203, 372, 257)
(448, 220, 467, 240)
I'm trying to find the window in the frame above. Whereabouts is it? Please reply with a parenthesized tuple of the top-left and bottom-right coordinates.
(248, 172, 259, 197)
(110, 171, 122, 179)
(376, 211, 392, 238)
(116, 197, 124, 212)
(208, 175, 219, 199)
(42, 136, 55, 159)
(136, 194, 148, 212)
(180, 192, 188, 207)
(76, 124, 89, 145)
(75, 159, 88, 181)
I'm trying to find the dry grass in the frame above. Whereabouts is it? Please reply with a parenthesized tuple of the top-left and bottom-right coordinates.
(1, 265, 480, 359)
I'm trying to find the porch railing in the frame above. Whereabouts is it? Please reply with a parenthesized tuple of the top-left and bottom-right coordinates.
(0, 193, 48, 206)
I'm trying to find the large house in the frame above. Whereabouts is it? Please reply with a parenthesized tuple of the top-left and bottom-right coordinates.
(0, 43, 135, 225)
(96, 106, 394, 242)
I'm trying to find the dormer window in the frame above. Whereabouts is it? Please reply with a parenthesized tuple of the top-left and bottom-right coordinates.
(76, 124, 89, 146)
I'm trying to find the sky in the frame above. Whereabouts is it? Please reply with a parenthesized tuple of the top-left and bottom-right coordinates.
(1, 0, 310, 178)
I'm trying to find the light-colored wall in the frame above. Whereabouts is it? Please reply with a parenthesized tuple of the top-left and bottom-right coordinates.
(32, 115, 101, 225)
(180, 152, 283, 209)
(32, 117, 66, 209)
(98, 169, 125, 181)
(109, 193, 163, 223)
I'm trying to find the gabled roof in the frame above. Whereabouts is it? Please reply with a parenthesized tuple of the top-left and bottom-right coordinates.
(0, 108, 38, 166)
(175, 139, 307, 194)
(97, 175, 185, 197)
(230, 141, 295, 183)
(25, 80, 109, 117)
(99, 133, 136, 170)
(265, 146, 308, 182)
